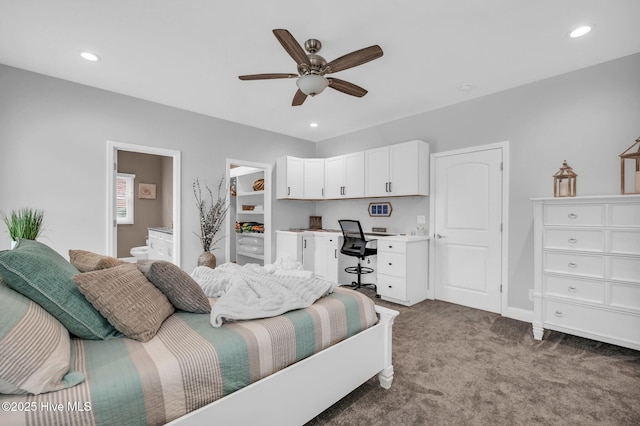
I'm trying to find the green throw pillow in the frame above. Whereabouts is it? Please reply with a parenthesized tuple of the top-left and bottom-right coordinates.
(0, 239, 118, 340)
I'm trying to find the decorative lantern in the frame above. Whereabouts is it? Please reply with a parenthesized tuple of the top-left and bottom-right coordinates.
(553, 160, 577, 197)
(619, 137, 640, 195)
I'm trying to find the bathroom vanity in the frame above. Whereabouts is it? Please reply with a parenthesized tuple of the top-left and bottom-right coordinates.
(148, 227, 174, 262)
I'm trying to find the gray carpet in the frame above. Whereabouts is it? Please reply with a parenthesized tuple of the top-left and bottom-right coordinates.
(306, 290, 640, 425)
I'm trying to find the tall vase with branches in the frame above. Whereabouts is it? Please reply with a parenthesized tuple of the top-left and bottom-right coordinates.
(194, 177, 229, 268)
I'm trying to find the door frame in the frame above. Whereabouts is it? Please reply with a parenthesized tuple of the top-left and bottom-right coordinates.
(225, 158, 272, 265)
(428, 141, 510, 314)
(106, 140, 181, 266)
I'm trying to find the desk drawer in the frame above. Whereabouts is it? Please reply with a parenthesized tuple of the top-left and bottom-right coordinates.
(544, 204, 604, 226)
(377, 274, 407, 300)
(544, 252, 604, 278)
(377, 240, 406, 254)
(544, 299, 640, 344)
(377, 252, 406, 277)
(544, 229, 604, 252)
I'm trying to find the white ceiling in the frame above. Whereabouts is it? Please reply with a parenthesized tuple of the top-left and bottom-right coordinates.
(1, 0, 639, 142)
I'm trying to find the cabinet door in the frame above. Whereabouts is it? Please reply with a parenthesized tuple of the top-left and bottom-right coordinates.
(344, 151, 365, 198)
(301, 235, 315, 272)
(287, 157, 304, 198)
(389, 141, 420, 196)
(276, 232, 302, 261)
(324, 156, 345, 198)
(303, 158, 325, 199)
(313, 235, 328, 279)
(365, 146, 390, 197)
(325, 235, 340, 283)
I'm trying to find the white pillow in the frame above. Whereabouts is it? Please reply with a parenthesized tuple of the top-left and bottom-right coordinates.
(237, 237, 263, 246)
(238, 244, 264, 254)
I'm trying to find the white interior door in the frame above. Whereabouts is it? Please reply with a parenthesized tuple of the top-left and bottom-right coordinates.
(432, 146, 504, 313)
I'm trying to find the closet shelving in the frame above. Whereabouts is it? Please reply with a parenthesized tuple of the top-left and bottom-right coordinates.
(234, 168, 266, 265)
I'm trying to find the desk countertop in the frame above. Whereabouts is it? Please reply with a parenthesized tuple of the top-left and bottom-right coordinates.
(277, 229, 429, 241)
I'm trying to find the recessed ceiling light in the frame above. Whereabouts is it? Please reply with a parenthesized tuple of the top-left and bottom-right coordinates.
(310, 122, 319, 128)
(459, 84, 473, 91)
(80, 51, 101, 61)
(569, 26, 591, 38)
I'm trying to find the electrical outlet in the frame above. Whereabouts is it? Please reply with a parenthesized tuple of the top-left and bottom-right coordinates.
(528, 289, 534, 301)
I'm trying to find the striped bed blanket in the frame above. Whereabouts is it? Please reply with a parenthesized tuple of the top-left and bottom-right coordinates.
(0, 288, 377, 426)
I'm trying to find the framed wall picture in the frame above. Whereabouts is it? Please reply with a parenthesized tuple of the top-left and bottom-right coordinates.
(138, 183, 156, 199)
(368, 202, 392, 217)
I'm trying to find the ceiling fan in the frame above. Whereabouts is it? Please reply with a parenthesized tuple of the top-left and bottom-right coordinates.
(239, 29, 383, 106)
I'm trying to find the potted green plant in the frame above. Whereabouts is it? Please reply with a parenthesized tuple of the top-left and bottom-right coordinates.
(1, 208, 45, 249)
(193, 177, 228, 268)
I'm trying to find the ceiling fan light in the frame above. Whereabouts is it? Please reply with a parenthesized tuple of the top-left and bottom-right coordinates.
(296, 74, 329, 96)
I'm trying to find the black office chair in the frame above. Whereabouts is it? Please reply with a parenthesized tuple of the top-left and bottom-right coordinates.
(338, 220, 378, 296)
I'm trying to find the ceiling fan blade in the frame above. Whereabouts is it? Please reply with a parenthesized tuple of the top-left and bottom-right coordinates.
(326, 45, 383, 74)
(328, 78, 368, 97)
(239, 73, 298, 80)
(292, 89, 307, 106)
(273, 29, 311, 68)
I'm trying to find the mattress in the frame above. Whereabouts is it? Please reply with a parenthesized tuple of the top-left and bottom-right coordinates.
(0, 288, 377, 426)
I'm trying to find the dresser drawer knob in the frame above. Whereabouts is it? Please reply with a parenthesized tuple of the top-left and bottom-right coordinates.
(568, 262, 577, 268)
(568, 285, 577, 292)
(568, 213, 578, 219)
(388, 245, 393, 249)
(568, 238, 577, 244)
(554, 311, 563, 317)
(388, 262, 393, 266)
(388, 285, 393, 288)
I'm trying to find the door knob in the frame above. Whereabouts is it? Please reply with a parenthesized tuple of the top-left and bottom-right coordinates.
(436, 234, 446, 239)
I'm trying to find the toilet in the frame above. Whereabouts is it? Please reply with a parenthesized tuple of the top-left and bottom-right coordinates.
(130, 246, 149, 261)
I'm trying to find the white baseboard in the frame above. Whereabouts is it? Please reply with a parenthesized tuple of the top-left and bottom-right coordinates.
(504, 306, 534, 323)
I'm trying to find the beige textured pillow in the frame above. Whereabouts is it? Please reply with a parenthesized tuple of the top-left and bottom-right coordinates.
(137, 260, 211, 314)
(69, 249, 124, 272)
(72, 263, 174, 342)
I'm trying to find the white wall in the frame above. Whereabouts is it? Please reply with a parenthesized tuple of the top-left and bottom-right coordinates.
(2, 53, 638, 311)
(0, 64, 316, 272)
(314, 53, 640, 311)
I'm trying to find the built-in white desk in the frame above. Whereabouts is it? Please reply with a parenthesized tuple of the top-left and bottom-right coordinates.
(276, 230, 429, 306)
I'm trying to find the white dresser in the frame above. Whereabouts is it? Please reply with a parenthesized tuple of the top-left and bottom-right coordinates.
(531, 195, 640, 350)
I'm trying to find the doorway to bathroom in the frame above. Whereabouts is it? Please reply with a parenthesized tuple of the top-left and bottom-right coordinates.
(106, 141, 181, 266)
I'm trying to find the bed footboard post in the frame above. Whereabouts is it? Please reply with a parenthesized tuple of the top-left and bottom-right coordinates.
(374, 305, 399, 389)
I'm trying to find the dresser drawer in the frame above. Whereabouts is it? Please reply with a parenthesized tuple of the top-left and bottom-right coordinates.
(377, 252, 406, 277)
(377, 240, 406, 254)
(543, 204, 604, 226)
(608, 282, 640, 312)
(609, 230, 640, 256)
(609, 256, 640, 284)
(544, 252, 604, 278)
(544, 229, 604, 252)
(543, 299, 640, 345)
(377, 274, 407, 300)
(610, 203, 640, 227)
(544, 275, 604, 303)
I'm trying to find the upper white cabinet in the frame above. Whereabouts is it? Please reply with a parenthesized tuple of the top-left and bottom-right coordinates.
(303, 158, 325, 199)
(365, 140, 429, 197)
(324, 152, 365, 199)
(276, 140, 428, 200)
(276, 156, 304, 199)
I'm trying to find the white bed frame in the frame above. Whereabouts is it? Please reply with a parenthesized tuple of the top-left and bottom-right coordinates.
(169, 305, 399, 426)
